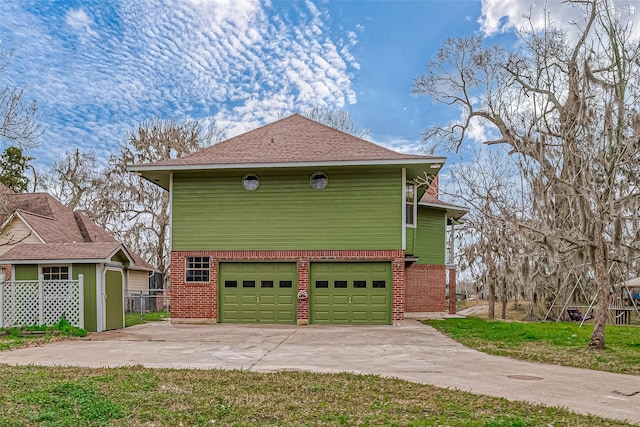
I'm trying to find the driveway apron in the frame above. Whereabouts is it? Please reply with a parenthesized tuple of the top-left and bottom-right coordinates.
(0, 320, 638, 424)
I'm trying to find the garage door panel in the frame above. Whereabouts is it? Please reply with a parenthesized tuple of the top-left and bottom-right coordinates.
(332, 295, 350, 304)
(240, 309, 258, 321)
(314, 295, 331, 304)
(219, 262, 297, 324)
(222, 310, 240, 321)
(260, 295, 276, 304)
(351, 295, 369, 305)
(370, 295, 388, 304)
(370, 311, 388, 321)
(277, 295, 294, 304)
(240, 294, 257, 305)
(331, 310, 350, 322)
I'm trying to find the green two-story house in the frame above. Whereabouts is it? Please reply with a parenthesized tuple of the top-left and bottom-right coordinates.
(129, 114, 466, 325)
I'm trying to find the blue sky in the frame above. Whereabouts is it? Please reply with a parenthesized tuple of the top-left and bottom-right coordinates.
(1, 0, 626, 169)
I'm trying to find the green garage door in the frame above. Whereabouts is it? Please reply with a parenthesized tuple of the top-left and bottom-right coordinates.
(219, 263, 297, 324)
(310, 262, 392, 325)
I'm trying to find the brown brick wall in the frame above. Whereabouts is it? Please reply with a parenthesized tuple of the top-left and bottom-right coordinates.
(404, 263, 446, 312)
(170, 249, 406, 322)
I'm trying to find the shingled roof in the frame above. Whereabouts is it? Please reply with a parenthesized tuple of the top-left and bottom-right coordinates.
(0, 242, 124, 262)
(0, 192, 155, 271)
(131, 114, 445, 169)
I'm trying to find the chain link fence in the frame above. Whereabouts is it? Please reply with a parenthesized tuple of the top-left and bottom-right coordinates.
(125, 289, 169, 320)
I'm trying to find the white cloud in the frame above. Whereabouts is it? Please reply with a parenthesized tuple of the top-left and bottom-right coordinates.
(0, 0, 360, 166)
(480, 0, 640, 39)
(64, 8, 98, 39)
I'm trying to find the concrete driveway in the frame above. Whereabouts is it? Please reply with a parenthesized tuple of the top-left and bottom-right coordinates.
(1, 320, 639, 424)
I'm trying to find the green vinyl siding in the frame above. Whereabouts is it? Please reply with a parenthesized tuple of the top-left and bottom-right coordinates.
(14, 264, 38, 280)
(73, 264, 97, 332)
(172, 167, 402, 251)
(406, 227, 415, 255)
(414, 207, 446, 265)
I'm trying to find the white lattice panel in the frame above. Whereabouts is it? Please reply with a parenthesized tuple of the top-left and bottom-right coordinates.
(43, 280, 81, 326)
(1, 280, 82, 328)
(7, 281, 39, 327)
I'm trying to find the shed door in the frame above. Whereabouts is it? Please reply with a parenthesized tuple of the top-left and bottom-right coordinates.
(310, 262, 392, 325)
(105, 270, 124, 330)
(219, 263, 297, 324)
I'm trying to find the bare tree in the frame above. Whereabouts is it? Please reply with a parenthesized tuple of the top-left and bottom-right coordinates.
(414, 1, 640, 348)
(0, 45, 42, 149)
(41, 149, 104, 211)
(95, 118, 225, 281)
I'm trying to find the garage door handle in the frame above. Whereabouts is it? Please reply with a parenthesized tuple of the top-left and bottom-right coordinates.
(349, 297, 351, 304)
(257, 296, 259, 303)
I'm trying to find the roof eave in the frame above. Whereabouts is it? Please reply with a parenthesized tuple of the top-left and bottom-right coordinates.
(418, 201, 469, 220)
(2, 258, 111, 264)
(127, 157, 448, 173)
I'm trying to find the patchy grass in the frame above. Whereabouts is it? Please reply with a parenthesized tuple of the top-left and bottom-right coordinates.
(425, 317, 640, 375)
(0, 318, 87, 351)
(125, 310, 169, 327)
(0, 364, 632, 426)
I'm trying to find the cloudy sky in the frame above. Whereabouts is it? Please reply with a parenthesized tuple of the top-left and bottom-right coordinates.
(1, 0, 636, 169)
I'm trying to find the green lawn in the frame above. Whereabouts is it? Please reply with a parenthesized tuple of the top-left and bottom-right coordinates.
(125, 310, 169, 327)
(0, 319, 87, 351)
(425, 317, 640, 375)
(0, 364, 632, 426)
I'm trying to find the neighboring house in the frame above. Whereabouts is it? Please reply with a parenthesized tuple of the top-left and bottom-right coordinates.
(129, 114, 467, 325)
(0, 187, 156, 331)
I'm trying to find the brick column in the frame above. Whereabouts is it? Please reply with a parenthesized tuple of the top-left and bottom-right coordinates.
(448, 268, 457, 314)
(392, 257, 405, 321)
(297, 258, 309, 325)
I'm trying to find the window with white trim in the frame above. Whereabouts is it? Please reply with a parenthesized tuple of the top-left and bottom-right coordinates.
(42, 266, 70, 280)
(185, 257, 210, 282)
(405, 182, 416, 226)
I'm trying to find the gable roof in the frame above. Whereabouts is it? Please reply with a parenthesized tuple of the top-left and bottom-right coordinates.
(0, 192, 156, 271)
(128, 114, 446, 189)
(0, 193, 112, 244)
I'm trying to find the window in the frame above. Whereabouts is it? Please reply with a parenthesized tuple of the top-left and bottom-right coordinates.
(242, 173, 260, 191)
(334, 280, 347, 289)
(315, 280, 329, 289)
(42, 266, 69, 280)
(225, 280, 238, 288)
(405, 182, 416, 226)
(353, 280, 367, 289)
(310, 171, 328, 190)
(279, 280, 293, 288)
(261, 280, 274, 288)
(372, 280, 386, 289)
(243, 280, 256, 288)
(185, 257, 210, 282)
